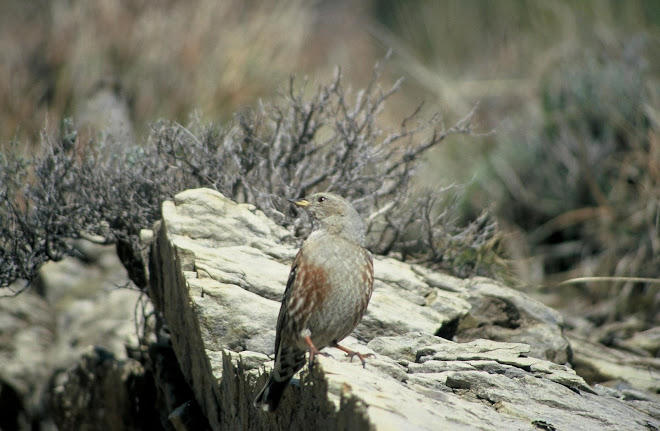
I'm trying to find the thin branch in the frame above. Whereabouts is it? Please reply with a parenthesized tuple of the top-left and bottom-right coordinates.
(558, 277, 660, 286)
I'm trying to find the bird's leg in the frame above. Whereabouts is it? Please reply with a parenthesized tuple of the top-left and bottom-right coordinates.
(331, 343, 375, 368)
(304, 335, 332, 369)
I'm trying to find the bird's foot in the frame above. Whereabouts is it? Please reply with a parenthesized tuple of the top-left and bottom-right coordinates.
(331, 343, 375, 368)
(304, 335, 333, 369)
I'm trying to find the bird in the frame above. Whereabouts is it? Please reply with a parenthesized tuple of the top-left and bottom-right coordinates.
(253, 192, 374, 412)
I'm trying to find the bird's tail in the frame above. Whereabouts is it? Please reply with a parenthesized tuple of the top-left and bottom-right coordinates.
(253, 375, 290, 412)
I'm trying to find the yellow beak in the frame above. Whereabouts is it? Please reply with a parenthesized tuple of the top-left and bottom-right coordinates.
(287, 198, 310, 208)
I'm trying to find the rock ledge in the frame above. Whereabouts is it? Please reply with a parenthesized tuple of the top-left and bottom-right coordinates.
(145, 188, 659, 430)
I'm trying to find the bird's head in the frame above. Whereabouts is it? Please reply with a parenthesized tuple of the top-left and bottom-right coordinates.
(288, 192, 366, 244)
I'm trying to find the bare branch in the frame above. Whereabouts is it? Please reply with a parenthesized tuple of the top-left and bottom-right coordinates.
(0, 59, 498, 290)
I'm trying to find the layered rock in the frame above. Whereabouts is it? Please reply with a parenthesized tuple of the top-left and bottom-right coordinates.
(143, 188, 660, 430)
(0, 242, 144, 431)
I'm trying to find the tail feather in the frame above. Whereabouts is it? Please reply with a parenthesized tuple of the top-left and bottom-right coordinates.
(254, 346, 306, 412)
(253, 375, 291, 412)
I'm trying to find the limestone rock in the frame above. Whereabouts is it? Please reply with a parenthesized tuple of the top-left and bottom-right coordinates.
(567, 332, 660, 394)
(620, 326, 660, 357)
(48, 346, 155, 431)
(146, 188, 660, 430)
(0, 242, 145, 431)
(0, 289, 54, 431)
(453, 278, 570, 363)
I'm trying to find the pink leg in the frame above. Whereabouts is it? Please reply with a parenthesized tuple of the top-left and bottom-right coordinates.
(304, 335, 332, 368)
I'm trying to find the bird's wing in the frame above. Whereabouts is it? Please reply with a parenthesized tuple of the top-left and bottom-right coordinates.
(274, 248, 302, 357)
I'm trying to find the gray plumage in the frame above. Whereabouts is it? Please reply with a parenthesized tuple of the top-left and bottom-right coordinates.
(253, 193, 374, 412)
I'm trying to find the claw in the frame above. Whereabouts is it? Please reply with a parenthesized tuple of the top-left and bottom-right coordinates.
(331, 343, 375, 368)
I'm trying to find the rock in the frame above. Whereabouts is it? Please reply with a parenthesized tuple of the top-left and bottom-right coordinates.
(0, 241, 146, 430)
(620, 326, 660, 357)
(0, 288, 55, 431)
(168, 400, 210, 431)
(48, 346, 155, 431)
(567, 332, 660, 394)
(145, 188, 660, 430)
(453, 278, 571, 363)
(147, 340, 211, 431)
(355, 280, 448, 341)
(367, 331, 444, 363)
(413, 337, 593, 393)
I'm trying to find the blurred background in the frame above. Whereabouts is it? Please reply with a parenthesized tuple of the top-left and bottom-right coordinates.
(1, 2, 659, 428)
(1, 0, 659, 347)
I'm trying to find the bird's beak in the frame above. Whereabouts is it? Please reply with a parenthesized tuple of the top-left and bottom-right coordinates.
(287, 198, 310, 208)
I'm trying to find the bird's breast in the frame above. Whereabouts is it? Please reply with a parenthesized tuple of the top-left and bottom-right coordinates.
(291, 235, 373, 346)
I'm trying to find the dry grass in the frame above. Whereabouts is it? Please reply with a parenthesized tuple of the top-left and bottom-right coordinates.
(367, 1, 660, 330)
(2, 0, 659, 331)
(0, 0, 377, 143)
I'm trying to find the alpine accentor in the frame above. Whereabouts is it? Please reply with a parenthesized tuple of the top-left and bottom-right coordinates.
(253, 192, 374, 412)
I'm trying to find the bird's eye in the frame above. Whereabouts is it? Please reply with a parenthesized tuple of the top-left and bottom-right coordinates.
(317, 196, 326, 203)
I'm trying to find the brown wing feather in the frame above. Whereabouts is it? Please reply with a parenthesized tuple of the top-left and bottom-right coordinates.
(274, 248, 303, 357)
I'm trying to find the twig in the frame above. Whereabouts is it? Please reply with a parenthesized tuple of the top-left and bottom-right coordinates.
(558, 276, 660, 286)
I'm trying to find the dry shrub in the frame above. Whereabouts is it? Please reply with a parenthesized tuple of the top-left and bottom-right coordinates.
(1, 62, 506, 293)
